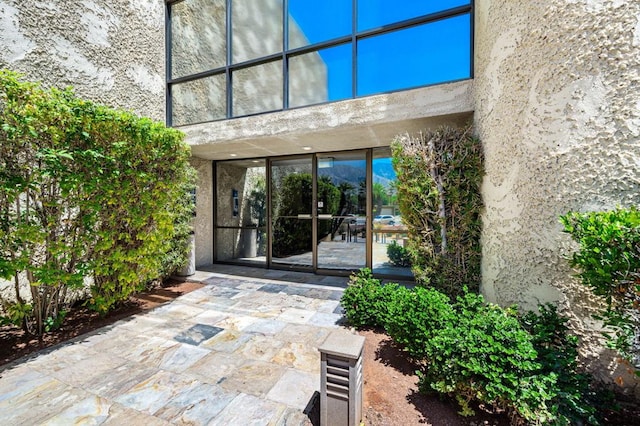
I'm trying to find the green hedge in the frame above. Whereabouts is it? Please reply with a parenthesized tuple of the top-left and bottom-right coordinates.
(340, 270, 605, 425)
(0, 70, 195, 333)
(391, 126, 483, 297)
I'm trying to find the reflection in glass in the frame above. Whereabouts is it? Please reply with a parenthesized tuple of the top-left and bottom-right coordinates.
(233, 61, 283, 117)
(372, 148, 413, 277)
(289, 44, 352, 108)
(357, 14, 471, 96)
(271, 158, 313, 267)
(172, 74, 226, 126)
(316, 152, 366, 270)
(357, 0, 470, 31)
(171, 0, 226, 78)
(215, 160, 267, 264)
(232, 0, 283, 64)
(288, 0, 352, 49)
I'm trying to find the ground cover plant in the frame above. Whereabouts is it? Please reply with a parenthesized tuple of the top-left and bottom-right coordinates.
(392, 125, 483, 297)
(0, 70, 195, 334)
(341, 269, 608, 425)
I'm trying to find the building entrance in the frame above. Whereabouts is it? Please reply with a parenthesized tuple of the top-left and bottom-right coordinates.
(213, 148, 412, 279)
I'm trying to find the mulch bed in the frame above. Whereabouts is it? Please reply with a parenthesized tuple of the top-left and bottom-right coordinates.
(0, 280, 204, 367)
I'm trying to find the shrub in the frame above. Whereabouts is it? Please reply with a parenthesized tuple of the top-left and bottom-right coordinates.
(340, 268, 399, 328)
(0, 70, 195, 330)
(560, 208, 640, 369)
(386, 240, 412, 267)
(392, 125, 483, 297)
(522, 304, 605, 425)
(418, 292, 559, 423)
(339, 268, 607, 424)
(385, 286, 454, 360)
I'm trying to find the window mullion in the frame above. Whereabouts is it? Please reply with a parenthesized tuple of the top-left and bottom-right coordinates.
(226, 0, 233, 118)
(283, 0, 289, 110)
(352, 0, 357, 98)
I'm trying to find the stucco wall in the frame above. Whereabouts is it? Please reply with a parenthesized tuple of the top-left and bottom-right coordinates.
(475, 0, 640, 392)
(0, 0, 165, 121)
(190, 157, 214, 267)
(0, 0, 166, 297)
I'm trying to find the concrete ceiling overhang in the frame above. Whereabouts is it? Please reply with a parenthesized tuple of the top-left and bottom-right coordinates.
(181, 80, 474, 160)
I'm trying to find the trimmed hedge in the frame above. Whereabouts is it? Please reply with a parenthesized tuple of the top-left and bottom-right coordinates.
(340, 270, 606, 425)
(0, 70, 195, 333)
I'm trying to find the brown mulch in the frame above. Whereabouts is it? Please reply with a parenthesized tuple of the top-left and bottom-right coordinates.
(0, 280, 204, 367)
(360, 328, 511, 426)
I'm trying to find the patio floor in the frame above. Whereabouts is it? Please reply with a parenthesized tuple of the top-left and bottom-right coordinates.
(0, 265, 352, 425)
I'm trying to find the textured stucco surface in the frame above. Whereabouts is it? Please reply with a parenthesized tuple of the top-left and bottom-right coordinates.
(475, 0, 640, 392)
(0, 0, 165, 121)
(190, 157, 214, 267)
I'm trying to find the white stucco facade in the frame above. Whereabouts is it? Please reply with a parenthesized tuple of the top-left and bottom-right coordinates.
(0, 0, 638, 393)
(474, 0, 640, 393)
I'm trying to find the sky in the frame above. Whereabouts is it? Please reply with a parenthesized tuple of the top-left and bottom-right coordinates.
(288, 0, 471, 100)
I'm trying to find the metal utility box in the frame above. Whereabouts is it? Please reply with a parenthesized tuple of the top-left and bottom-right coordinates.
(318, 332, 365, 426)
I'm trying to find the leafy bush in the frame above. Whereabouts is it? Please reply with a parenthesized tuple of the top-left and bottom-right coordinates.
(392, 126, 483, 297)
(340, 268, 399, 328)
(339, 269, 607, 424)
(418, 292, 558, 422)
(560, 208, 640, 368)
(0, 70, 195, 330)
(522, 304, 606, 425)
(386, 240, 412, 267)
(385, 285, 454, 360)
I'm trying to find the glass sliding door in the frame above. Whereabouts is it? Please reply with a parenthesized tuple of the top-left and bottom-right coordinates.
(270, 157, 313, 269)
(214, 149, 412, 279)
(316, 152, 367, 271)
(215, 159, 267, 265)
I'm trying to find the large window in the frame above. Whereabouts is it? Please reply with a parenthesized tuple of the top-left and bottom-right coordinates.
(167, 0, 472, 126)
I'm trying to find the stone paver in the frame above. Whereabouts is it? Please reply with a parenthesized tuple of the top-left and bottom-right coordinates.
(0, 266, 352, 425)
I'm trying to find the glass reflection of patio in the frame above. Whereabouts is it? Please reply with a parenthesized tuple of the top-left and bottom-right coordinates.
(234, 232, 413, 278)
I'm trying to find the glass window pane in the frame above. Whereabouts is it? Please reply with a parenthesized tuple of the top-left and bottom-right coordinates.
(357, 0, 470, 31)
(172, 74, 226, 126)
(372, 147, 413, 278)
(288, 0, 352, 49)
(171, 0, 226, 78)
(215, 160, 267, 264)
(232, 0, 283, 64)
(289, 44, 352, 108)
(316, 152, 367, 271)
(232, 61, 283, 116)
(271, 157, 313, 267)
(216, 160, 267, 226)
(357, 14, 471, 96)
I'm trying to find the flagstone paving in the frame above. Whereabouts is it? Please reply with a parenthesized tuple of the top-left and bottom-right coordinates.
(0, 266, 353, 425)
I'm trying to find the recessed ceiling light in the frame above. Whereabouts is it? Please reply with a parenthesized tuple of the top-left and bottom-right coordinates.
(230, 153, 237, 157)
(302, 146, 312, 151)
(252, 160, 260, 163)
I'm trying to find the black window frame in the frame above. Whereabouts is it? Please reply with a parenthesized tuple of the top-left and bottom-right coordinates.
(165, 0, 474, 127)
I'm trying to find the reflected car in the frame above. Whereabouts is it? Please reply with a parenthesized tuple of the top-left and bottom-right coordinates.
(373, 214, 394, 225)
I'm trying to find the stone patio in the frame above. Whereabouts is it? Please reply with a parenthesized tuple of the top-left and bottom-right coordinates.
(0, 266, 353, 425)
